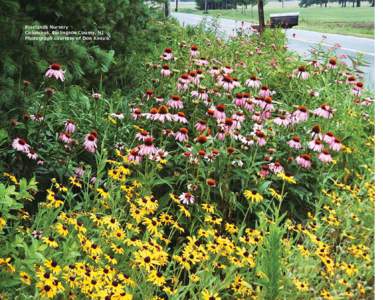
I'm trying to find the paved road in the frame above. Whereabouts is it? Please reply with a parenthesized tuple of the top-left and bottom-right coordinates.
(172, 12, 375, 90)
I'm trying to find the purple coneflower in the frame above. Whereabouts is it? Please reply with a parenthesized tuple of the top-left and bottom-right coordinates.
(83, 132, 98, 153)
(287, 136, 302, 150)
(296, 154, 312, 169)
(45, 63, 65, 81)
(12, 137, 30, 153)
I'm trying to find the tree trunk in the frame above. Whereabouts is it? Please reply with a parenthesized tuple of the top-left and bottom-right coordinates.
(258, 0, 265, 32)
(352, 0, 355, 7)
(356, 0, 361, 7)
(175, 0, 178, 12)
(164, 0, 169, 17)
(372, 0, 375, 7)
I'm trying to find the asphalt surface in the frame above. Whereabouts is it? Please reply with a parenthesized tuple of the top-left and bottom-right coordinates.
(172, 12, 375, 90)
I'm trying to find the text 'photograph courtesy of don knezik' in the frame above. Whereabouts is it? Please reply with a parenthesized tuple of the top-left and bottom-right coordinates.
(24, 25, 111, 41)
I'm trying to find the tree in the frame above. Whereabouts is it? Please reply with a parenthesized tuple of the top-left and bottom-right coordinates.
(164, 0, 170, 17)
(258, 0, 265, 32)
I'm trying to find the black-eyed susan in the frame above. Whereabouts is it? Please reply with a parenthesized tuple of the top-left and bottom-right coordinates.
(293, 278, 309, 292)
(148, 270, 166, 287)
(111, 243, 125, 255)
(243, 190, 263, 203)
(225, 223, 238, 235)
(201, 203, 215, 213)
(19, 271, 32, 285)
(144, 217, 160, 235)
(201, 289, 221, 300)
(42, 236, 59, 248)
(44, 260, 61, 274)
(55, 223, 69, 237)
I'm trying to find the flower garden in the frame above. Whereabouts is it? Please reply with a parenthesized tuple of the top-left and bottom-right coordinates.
(0, 9, 374, 300)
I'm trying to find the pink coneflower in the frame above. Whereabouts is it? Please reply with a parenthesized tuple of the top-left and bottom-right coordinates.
(255, 130, 267, 146)
(196, 57, 209, 66)
(274, 114, 291, 127)
(232, 77, 240, 88)
(128, 148, 142, 163)
(136, 130, 150, 141)
(92, 93, 101, 100)
(252, 112, 263, 123)
(59, 132, 73, 144)
(156, 105, 173, 122)
(132, 108, 142, 120)
(259, 86, 271, 97)
(233, 111, 245, 123)
(241, 135, 255, 146)
(310, 60, 320, 68)
(214, 104, 226, 120)
(219, 75, 235, 91)
(155, 96, 164, 103)
(144, 90, 154, 101)
(190, 44, 199, 57)
(179, 192, 195, 205)
(222, 117, 235, 131)
(318, 149, 333, 163)
(174, 128, 189, 142)
(162, 48, 173, 60)
(152, 149, 169, 161)
(110, 112, 124, 120)
(308, 139, 324, 152)
(75, 166, 85, 177)
(329, 138, 342, 152)
(244, 99, 255, 112)
(45, 63, 65, 81)
(139, 137, 157, 156)
(12, 137, 30, 153)
(195, 120, 207, 132)
(292, 106, 309, 123)
(360, 97, 373, 106)
(311, 125, 322, 140)
(161, 64, 171, 77)
(309, 90, 320, 97)
(261, 96, 274, 111)
(191, 88, 209, 102)
(197, 149, 206, 159)
(223, 65, 233, 74)
(173, 112, 188, 123)
(287, 136, 302, 150)
(294, 66, 310, 80)
(347, 75, 356, 85)
(168, 95, 184, 109)
(188, 71, 200, 85)
(259, 165, 270, 177)
(145, 107, 159, 121)
(64, 120, 76, 133)
(296, 154, 312, 169)
(83, 131, 98, 153)
(313, 104, 334, 119)
(269, 161, 284, 173)
(327, 57, 337, 69)
(209, 66, 220, 76)
(352, 82, 364, 96)
(323, 132, 336, 144)
(177, 74, 190, 91)
(245, 75, 261, 88)
(26, 149, 38, 160)
(234, 93, 245, 107)
(30, 114, 44, 122)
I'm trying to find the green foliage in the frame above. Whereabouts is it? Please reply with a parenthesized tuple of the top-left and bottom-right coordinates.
(0, 0, 161, 120)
